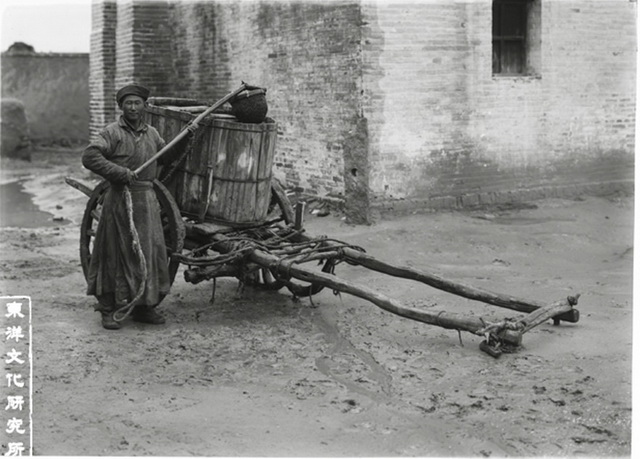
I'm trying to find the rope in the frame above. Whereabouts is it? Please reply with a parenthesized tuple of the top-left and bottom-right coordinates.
(476, 318, 524, 336)
(112, 186, 148, 322)
(273, 257, 295, 280)
(177, 246, 254, 266)
(183, 223, 367, 296)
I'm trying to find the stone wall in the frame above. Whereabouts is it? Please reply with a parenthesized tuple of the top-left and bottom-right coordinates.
(1, 52, 89, 145)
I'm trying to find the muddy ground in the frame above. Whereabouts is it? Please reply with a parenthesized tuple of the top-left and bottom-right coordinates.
(0, 148, 633, 456)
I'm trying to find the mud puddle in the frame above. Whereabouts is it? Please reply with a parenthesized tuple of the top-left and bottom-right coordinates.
(0, 180, 71, 228)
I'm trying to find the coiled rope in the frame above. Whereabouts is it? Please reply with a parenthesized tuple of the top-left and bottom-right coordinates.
(112, 186, 148, 322)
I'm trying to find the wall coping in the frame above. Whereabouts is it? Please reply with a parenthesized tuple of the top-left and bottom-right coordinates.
(1, 52, 89, 58)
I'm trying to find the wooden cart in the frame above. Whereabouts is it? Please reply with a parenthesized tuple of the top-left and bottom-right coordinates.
(67, 94, 580, 358)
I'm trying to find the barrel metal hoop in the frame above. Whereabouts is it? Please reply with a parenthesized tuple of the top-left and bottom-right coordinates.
(210, 175, 272, 184)
(170, 166, 272, 184)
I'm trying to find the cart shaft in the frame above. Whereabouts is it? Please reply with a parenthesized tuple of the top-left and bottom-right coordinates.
(183, 232, 578, 343)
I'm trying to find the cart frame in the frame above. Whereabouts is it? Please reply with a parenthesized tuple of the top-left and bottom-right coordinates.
(66, 84, 580, 357)
(66, 171, 580, 359)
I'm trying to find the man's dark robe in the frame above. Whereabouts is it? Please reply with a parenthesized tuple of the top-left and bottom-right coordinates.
(82, 116, 170, 312)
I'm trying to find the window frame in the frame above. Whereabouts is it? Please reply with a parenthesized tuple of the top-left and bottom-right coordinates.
(492, 0, 531, 76)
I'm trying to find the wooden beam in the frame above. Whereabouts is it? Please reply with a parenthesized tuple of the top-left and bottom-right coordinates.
(198, 233, 519, 337)
(332, 245, 579, 323)
(65, 177, 94, 198)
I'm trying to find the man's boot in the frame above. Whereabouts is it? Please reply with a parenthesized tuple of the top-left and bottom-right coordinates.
(132, 305, 166, 325)
(101, 312, 121, 330)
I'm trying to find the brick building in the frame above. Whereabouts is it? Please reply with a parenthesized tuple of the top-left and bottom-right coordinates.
(90, 0, 636, 223)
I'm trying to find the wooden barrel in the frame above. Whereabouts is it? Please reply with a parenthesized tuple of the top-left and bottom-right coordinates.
(146, 102, 277, 226)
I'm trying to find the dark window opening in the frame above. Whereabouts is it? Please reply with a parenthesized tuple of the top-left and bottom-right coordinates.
(492, 0, 530, 75)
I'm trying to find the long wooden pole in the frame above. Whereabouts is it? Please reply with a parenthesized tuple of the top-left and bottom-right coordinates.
(183, 234, 575, 339)
(134, 83, 247, 175)
(318, 241, 579, 323)
(517, 295, 579, 333)
(179, 223, 579, 323)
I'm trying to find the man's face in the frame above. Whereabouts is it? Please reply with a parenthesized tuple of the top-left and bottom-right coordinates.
(121, 95, 146, 123)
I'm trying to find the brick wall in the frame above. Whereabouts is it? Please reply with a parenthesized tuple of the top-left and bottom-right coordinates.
(168, 1, 366, 203)
(168, 1, 223, 99)
(127, 0, 176, 94)
(364, 0, 636, 212)
(114, 1, 135, 90)
(91, 0, 175, 138)
(115, 1, 175, 99)
(2, 53, 89, 145)
(89, 0, 117, 138)
(94, 1, 364, 197)
(90, 0, 636, 220)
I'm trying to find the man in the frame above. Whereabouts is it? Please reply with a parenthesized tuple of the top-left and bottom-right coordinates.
(82, 84, 171, 330)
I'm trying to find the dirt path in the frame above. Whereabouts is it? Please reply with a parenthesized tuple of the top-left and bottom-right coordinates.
(0, 149, 633, 456)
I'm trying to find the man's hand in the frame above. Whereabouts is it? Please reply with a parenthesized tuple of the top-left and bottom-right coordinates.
(123, 169, 138, 185)
(187, 122, 199, 134)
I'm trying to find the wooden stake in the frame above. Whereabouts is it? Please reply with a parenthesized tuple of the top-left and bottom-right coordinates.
(294, 201, 306, 230)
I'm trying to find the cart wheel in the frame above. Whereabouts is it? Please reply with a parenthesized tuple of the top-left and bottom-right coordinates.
(230, 180, 293, 292)
(79, 180, 185, 289)
(244, 267, 286, 291)
(268, 179, 334, 297)
(285, 258, 335, 298)
(153, 179, 186, 282)
(268, 179, 295, 224)
(80, 180, 111, 281)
